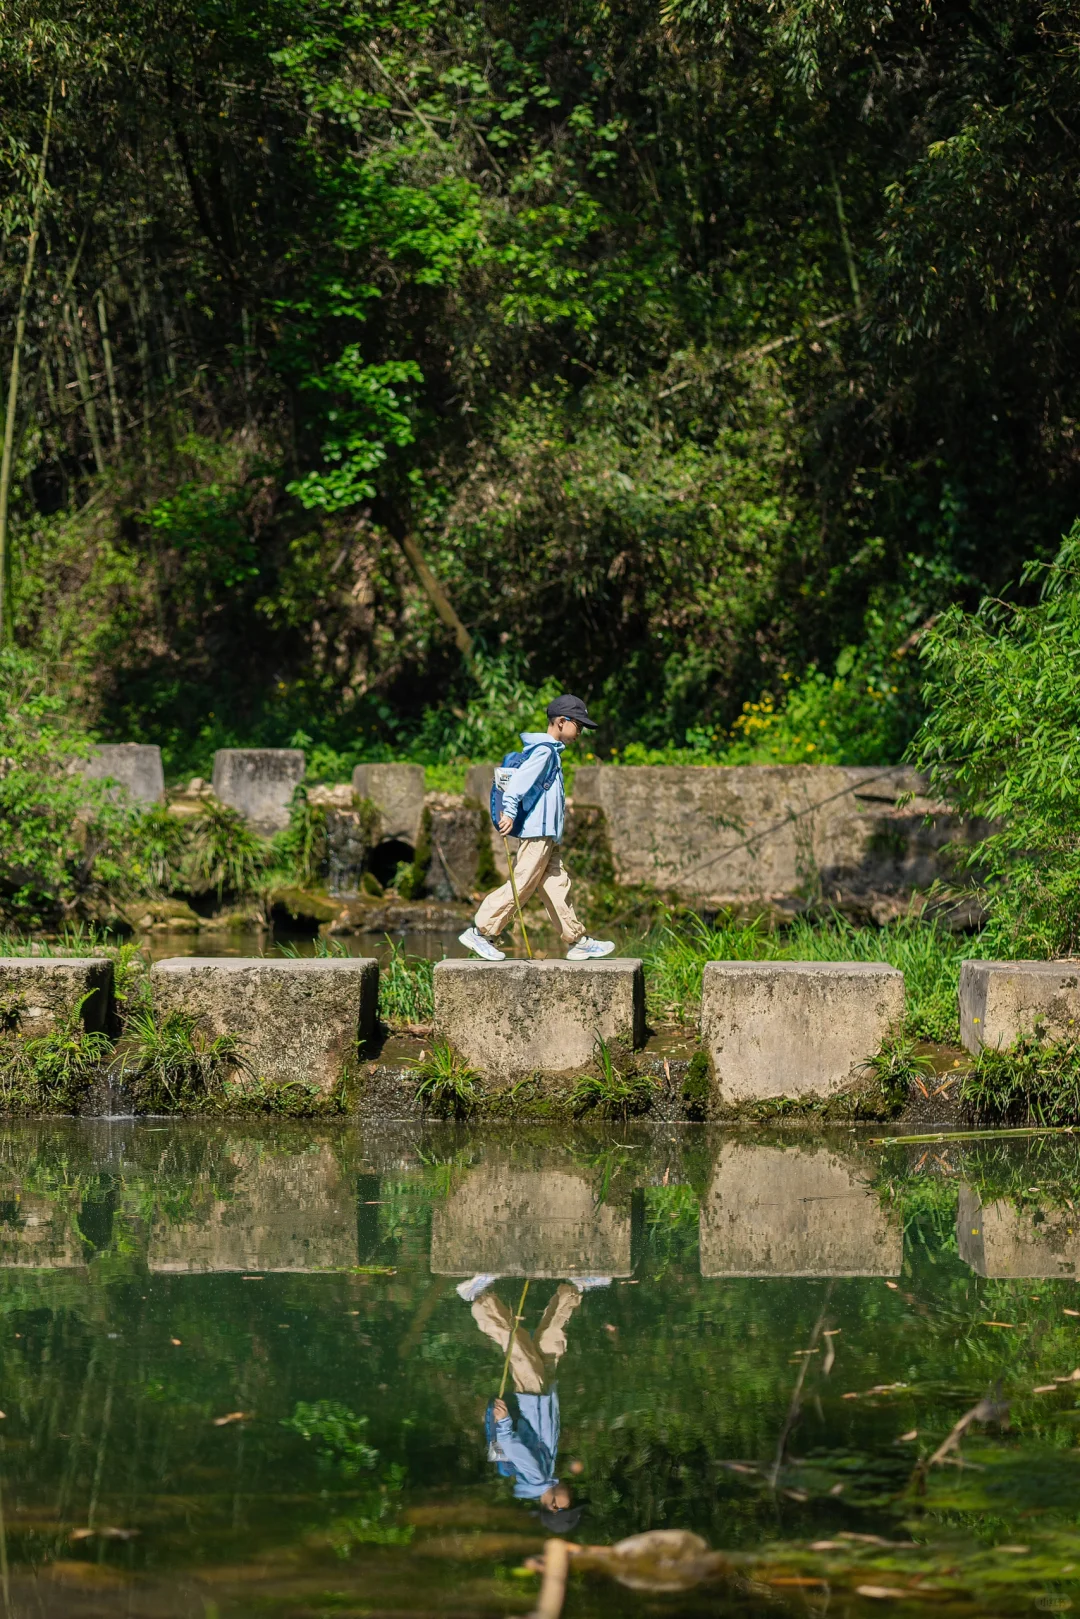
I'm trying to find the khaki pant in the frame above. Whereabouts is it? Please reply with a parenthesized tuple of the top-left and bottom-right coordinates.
(471, 1283, 583, 1395)
(475, 838, 585, 947)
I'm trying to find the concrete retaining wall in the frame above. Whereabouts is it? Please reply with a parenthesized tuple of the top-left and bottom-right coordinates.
(0, 958, 112, 1037)
(431, 1163, 636, 1277)
(212, 748, 305, 834)
(700, 959, 904, 1103)
(700, 1142, 901, 1276)
(83, 743, 165, 804)
(959, 959, 1080, 1054)
(957, 1184, 1079, 1278)
(150, 957, 377, 1091)
(433, 958, 645, 1079)
(572, 763, 973, 911)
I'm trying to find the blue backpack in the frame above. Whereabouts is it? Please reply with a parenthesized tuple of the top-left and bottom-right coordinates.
(489, 741, 561, 836)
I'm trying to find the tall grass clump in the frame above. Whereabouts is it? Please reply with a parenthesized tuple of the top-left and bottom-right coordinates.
(186, 800, 267, 901)
(961, 1038, 1080, 1126)
(124, 1005, 251, 1110)
(378, 939, 434, 1028)
(0, 995, 112, 1112)
(571, 1036, 657, 1120)
(408, 1039, 480, 1116)
(643, 910, 980, 1043)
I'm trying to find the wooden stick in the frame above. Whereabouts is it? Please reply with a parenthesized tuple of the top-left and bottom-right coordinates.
(497, 1278, 530, 1399)
(502, 835, 533, 959)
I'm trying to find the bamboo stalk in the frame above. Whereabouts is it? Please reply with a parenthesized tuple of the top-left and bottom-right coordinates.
(63, 301, 106, 474)
(0, 83, 55, 644)
(95, 289, 122, 450)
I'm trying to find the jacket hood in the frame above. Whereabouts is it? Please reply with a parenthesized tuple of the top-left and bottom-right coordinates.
(520, 731, 563, 749)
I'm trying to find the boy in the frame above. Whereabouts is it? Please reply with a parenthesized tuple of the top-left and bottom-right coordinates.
(456, 1272, 610, 1533)
(459, 694, 615, 961)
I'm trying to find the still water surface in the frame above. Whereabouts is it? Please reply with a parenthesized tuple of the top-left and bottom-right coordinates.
(1, 1122, 1080, 1616)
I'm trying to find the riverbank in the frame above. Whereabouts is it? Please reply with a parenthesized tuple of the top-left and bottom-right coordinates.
(0, 912, 1071, 1126)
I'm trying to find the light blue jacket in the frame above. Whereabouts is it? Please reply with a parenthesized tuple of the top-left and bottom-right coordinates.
(485, 1392, 560, 1500)
(501, 733, 565, 843)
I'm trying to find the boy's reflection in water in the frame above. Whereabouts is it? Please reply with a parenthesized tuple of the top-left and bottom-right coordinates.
(458, 1274, 610, 1533)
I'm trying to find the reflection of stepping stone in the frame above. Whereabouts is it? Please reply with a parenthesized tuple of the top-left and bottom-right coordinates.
(430, 1168, 635, 1278)
(0, 1190, 84, 1269)
(958, 1185, 1080, 1278)
(700, 1143, 901, 1277)
(148, 1144, 356, 1273)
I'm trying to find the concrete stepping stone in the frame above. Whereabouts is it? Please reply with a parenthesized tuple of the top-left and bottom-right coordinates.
(957, 1184, 1080, 1278)
(82, 743, 165, 804)
(699, 959, 905, 1103)
(959, 958, 1080, 1054)
(0, 957, 112, 1037)
(149, 957, 378, 1091)
(148, 1141, 356, 1272)
(700, 1141, 901, 1276)
(432, 958, 645, 1080)
(211, 748, 305, 833)
(351, 762, 425, 846)
(430, 1162, 635, 1278)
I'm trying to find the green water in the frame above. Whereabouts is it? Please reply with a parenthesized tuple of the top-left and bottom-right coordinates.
(1, 1122, 1080, 1615)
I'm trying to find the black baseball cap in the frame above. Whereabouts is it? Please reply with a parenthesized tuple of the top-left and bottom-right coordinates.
(547, 694, 598, 730)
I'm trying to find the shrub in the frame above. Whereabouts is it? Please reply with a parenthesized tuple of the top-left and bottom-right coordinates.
(912, 520, 1080, 957)
(0, 649, 135, 924)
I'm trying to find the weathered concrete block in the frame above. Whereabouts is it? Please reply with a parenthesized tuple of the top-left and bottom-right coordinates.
(463, 764, 509, 877)
(957, 1184, 1080, 1278)
(149, 957, 378, 1091)
(431, 1164, 634, 1277)
(434, 959, 645, 1079)
(425, 795, 483, 901)
(572, 763, 974, 906)
(959, 959, 1080, 1055)
(0, 958, 112, 1037)
(148, 1142, 355, 1272)
(0, 1189, 84, 1268)
(351, 763, 425, 846)
(212, 748, 305, 834)
(82, 743, 165, 804)
(700, 1142, 901, 1276)
(700, 960, 904, 1102)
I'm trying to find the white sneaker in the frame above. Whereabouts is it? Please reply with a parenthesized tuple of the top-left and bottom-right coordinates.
(569, 1276, 612, 1291)
(456, 1274, 500, 1302)
(459, 928, 505, 962)
(565, 937, 615, 960)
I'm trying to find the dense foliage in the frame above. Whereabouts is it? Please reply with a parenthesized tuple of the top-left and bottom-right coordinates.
(913, 523, 1080, 956)
(2, 0, 1079, 770)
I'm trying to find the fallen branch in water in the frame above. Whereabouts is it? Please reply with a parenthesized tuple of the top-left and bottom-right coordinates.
(871, 1125, 1076, 1145)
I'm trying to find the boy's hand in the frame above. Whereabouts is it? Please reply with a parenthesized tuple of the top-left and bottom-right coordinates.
(497, 814, 513, 835)
(493, 1398, 509, 1420)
